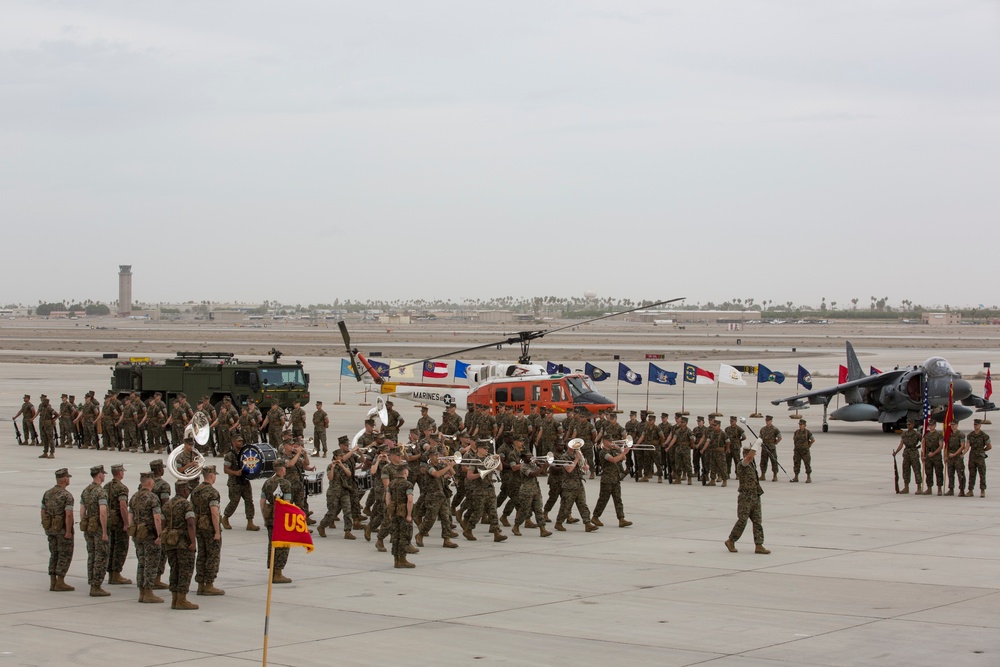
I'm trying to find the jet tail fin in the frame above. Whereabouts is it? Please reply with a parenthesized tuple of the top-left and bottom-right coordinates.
(845, 342, 865, 382)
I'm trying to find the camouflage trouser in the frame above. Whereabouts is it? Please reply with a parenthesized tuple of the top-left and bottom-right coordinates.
(729, 492, 764, 545)
(593, 480, 624, 520)
(692, 448, 704, 478)
(369, 494, 386, 533)
(557, 483, 592, 524)
(390, 514, 412, 559)
(133, 538, 161, 589)
(290, 479, 308, 515)
(171, 425, 184, 451)
(59, 418, 74, 446)
(708, 449, 726, 481)
(350, 486, 362, 523)
(265, 523, 289, 570)
(902, 448, 923, 485)
(102, 418, 119, 450)
(166, 543, 196, 594)
(216, 429, 232, 457)
(726, 444, 741, 476)
(224, 482, 255, 520)
(148, 424, 165, 451)
(514, 482, 544, 527)
(501, 478, 522, 518)
(46, 532, 74, 577)
(924, 456, 944, 487)
(107, 526, 130, 574)
(543, 478, 562, 514)
(313, 428, 327, 454)
(969, 455, 987, 490)
(793, 448, 812, 475)
(40, 422, 56, 455)
(123, 422, 138, 451)
(673, 445, 692, 477)
(23, 418, 37, 443)
(84, 532, 109, 586)
(450, 476, 466, 509)
(418, 494, 450, 537)
(83, 421, 97, 448)
(947, 455, 966, 491)
(759, 445, 778, 475)
(195, 530, 221, 584)
(462, 488, 499, 532)
(241, 427, 256, 445)
(537, 440, 555, 457)
(320, 487, 352, 531)
(582, 444, 596, 472)
(268, 426, 282, 446)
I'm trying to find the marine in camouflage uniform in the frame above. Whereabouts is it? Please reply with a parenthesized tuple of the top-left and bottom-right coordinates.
(892, 420, 923, 493)
(383, 401, 403, 442)
(945, 427, 967, 496)
(41, 468, 75, 591)
(575, 410, 598, 479)
(636, 415, 662, 482)
(555, 446, 598, 531)
(191, 466, 224, 595)
(592, 437, 632, 527)
(922, 422, 945, 495)
(460, 443, 506, 541)
(417, 406, 436, 436)
(102, 394, 121, 451)
(658, 414, 675, 482)
(440, 405, 462, 437)
(121, 395, 140, 453)
(757, 417, 782, 482)
(967, 420, 991, 497)
(318, 451, 356, 539)
(58, 394, 75, 448)
(222, 435, 258, 529)
(624, 412, 641, 479)
(376, 452, 409, 548)
(37, 395, 58, 458)
(499, 439, 526, 522)
(700, 421, 729, 486)
(282, 439, 310, 513)
(415, 451, 458, 548)
(388, 470, 416, 568)
(150, 460, 173, 588)
(247, 400, 264, 444)
(104, 464, 132, 584)
(667, 416, 694, 484)
(312, 401, 329, 456)
(264, 403, 285, 445)
(161, 480, 199, 609)
(128, 472, 163, 602)
(75, 392, 100, 449)
(725, 446, 770, 554)
(14, 394, 38, 445)
(290, 400, 307, 440)
(691, 417, 708, 480)
(260, 461, 293, 575)
(535, 409, 561, 457)
(791, 419, 814, 483)
(724, 417, 746, 478)
(80, 465, 110, 596)
(364, 450, 393, 549)
(215, 397, 237, 457)
(146, 393, 167, 453)
(512, 455, 552, 537)
(543, 442, 567, 518)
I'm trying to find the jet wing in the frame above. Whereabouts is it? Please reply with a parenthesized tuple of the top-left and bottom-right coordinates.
(771, 370, 908, 407)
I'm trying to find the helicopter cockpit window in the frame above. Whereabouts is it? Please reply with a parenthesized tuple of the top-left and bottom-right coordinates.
(551, 384, 564, 402)
(565, 377, 589, 398)
(923, 357, 954, 378)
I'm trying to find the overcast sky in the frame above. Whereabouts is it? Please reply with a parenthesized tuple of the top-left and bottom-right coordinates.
(2, 1, 998, 309)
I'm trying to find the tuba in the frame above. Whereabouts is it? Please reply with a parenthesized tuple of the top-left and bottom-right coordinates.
(167, 412, 210, 481)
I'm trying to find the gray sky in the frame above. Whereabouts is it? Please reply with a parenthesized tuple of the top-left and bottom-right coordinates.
(3, 1, 998, 309)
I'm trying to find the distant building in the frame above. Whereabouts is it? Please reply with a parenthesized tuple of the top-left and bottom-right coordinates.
(379, 314, 411, 325)
(921, 312, 961, 326)
(118, 265, 132, 317)
(632, 310, 762, 324)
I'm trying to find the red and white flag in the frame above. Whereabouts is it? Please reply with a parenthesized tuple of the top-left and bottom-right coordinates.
(423, 361, 449, 379)
(683, 363, 715, 385)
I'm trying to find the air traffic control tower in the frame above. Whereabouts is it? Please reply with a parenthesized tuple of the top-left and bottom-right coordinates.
(118, 265, 132, 317)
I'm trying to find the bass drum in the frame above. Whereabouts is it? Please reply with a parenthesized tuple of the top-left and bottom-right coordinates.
(304, 471, 323, 496)
(240, 443, 277, 480)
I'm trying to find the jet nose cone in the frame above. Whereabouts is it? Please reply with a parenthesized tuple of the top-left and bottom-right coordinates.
(953, 379, 973, 401)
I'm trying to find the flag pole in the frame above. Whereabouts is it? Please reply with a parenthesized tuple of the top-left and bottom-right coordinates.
(710, 381, 721, 418)
(615, 372, 621, 407)
(791, 376, 801, 420)
(681, 377, 687, 415)
(644, 378, 650, 412)
(751, 371, 762, 418)
(263, 543, 276, 667)
(335, 367, 344, 405)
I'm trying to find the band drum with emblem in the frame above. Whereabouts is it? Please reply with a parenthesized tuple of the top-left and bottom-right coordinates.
(240, 443, 277, 480)
(355, 470, 373, 491)
(304, 471, 323, 496)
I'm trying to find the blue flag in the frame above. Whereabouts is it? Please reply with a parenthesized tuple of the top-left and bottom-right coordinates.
(585, 362, 609, 382)
(757, 364, 785, 384)
(797, 365, 813, 390)
(559, 364, 570, 374)
(368, 359, 390, 380)
(618, 363, 642, 386)
(340, 359, 355, 377)
(455, 360, 470, 379)
(648, 363, 677, 385)
(546, 361, 558, 374)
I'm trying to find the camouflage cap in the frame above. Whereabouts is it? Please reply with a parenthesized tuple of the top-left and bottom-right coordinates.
(231, 433, 244, 442)
(90, 464, 106, 476)
(674, 412, 683, 418)
(111, 463, 126, 473)
(139, 471, 154, 480)
(729, 416, 737, 421)
(273, 458, 287, 469)
(55, 468, 71, 478)
(202, 465, 217, 476)
(61, 393, 68, 399)
(974, 419, 983, 425)
(149, 459, 164, 470)
(765, 415, 773, 420)
(40, 394, 48, 401)
(799, 419, 807, 425)
(174, 480, 190, 493)
(629, 410, 637, 416)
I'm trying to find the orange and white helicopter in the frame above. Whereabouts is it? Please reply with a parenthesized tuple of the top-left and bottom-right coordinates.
(338, 298, 682, 415)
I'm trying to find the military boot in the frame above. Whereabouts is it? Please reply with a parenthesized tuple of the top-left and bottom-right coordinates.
(109, 572, 132, 585)
(916, 484, 923, 494)
(566, 517, 580, 524)
(554, 521, 566, 532)
(462, 528, 477, 541)
(493, 530, 508, 542)
(406, 544, 420, 554)
(721, 479, 727, 487)
(923, 487, 932, 495)
(174, 594, 199, 610)
(152, 577, 169, 590)
(806, 475, 812, 483)
(375, 538, 387, 552)
(395, 556, 416, 569)
(415, 532, 425, 547)
(221, 515, 232, 530)
(364, 524, 372, 541)
(197, 582, 205, 595)
(584, 522, 599, 532)
(755, 544, 771, 555)
(511, 524, 521, 536)
(272, 569, 292, 584)
(791, 475, 799, 483)
(525, 519, 538, 529)
(49, 575, 56, 591)
(981, 490, 986, 498)
(500, 515, 511, 527)
(344, 531, 356, 540)
(900, 485, 909, 494)
(937, 487, 943, 496)
(246, 519, 260, 531)
(771, 473, 777, 482)
(171, 592, 178, 608)
(141, 589, 164, 603)
(725, 539, 737, 553)
(945, 488, 954, 496)
(619, 518, 633, 527)
(90, 584, 110, 597)
(53, 576, 75, 592)
(539, 526, 552, 537)
(443, 538, 458, 548)
(759, 472, 766, 481)
(317, 523, 327, 538)
(354, 519, 366, 530)
(202, 582, 225, 595)
(590, 516, 604, 527)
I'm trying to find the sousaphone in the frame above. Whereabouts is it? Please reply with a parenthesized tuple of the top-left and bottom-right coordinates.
(167, 412, 211, 481)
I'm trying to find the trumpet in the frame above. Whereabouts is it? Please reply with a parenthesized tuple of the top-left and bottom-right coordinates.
(438, 453, 463, 464)
(531, 452, 556, 465)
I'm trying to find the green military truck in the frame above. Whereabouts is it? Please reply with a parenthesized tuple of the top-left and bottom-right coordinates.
(109, 351, 310, 410)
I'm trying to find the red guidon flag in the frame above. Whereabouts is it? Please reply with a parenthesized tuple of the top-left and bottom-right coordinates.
(838, 365, 848, 384)
(272, 498, 314, 553)
(942, 381, 955, 445)
(986, 367, 993, 402)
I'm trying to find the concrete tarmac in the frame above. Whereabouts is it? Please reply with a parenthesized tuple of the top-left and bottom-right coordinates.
(2, 354, 999, 666)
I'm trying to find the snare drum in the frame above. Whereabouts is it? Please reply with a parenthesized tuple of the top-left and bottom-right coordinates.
(304, 471, 323, 496)
(355, 470, 373, 491)
(240, 443, 277, 480)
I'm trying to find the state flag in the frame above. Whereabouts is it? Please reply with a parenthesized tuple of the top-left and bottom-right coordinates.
(422, 361, 448, 379)
(368, 360, 390, 380)
(683, 363, 715, 385)
(797, 365, 813, 390)
(870, 366, 882, 376)
(649, 363, 677, 385)
(618, 363, 642, 385)
(585, 363, 609, 382)
(340, 359, 355, 378)
(757, 364, 785, 384)
(719, 363, 748, 387)
(271, 498, 314, 553)
(390, 359, 415, 379)
(455, 360, 470, 380)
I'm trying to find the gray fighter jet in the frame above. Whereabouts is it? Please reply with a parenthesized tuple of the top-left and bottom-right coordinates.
(772, 342, 995, 433)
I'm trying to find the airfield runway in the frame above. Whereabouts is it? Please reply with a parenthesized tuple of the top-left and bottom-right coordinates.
(0, 319, 998, 666)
